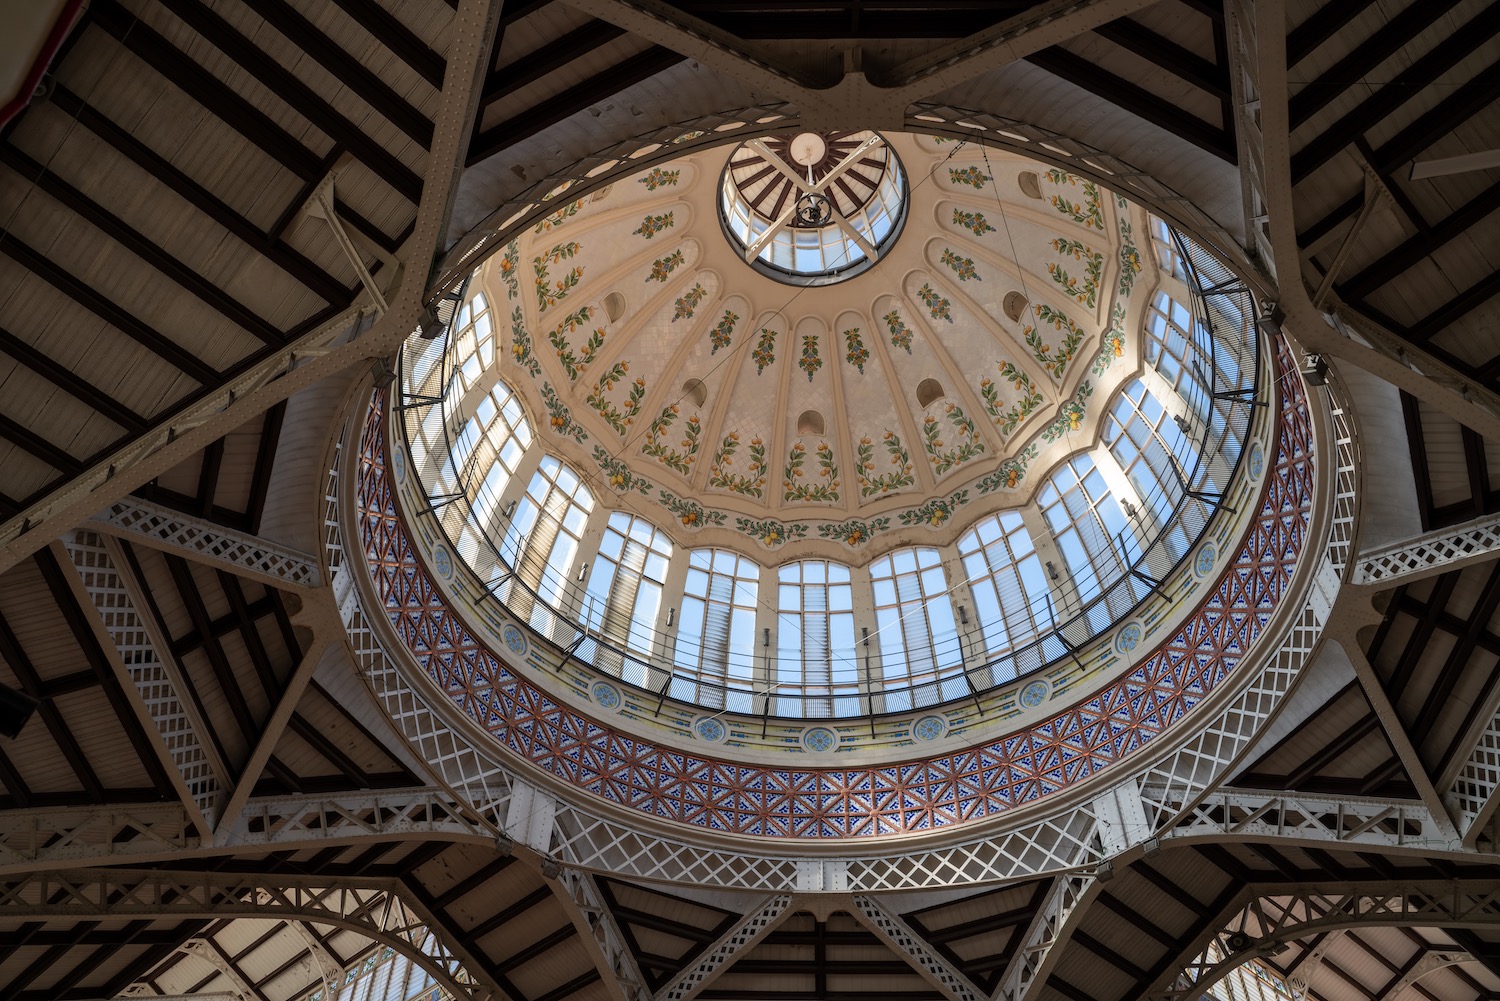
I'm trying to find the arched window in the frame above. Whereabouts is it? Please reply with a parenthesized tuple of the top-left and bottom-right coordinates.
(581, 513, 673, 686)
(454, 380, 533, 565)
(1038, 454, 1145, 626)
(775, 561, 858, 717)
(1149, 216, 1186, 280)
(451, 291, 494, 391)
(674, 549, 761, 709)
(958, 511, 1055, 679)
(1104, 379, 1204, 564)
(868, 547, 963, 708)
(500, 456, 594, 632)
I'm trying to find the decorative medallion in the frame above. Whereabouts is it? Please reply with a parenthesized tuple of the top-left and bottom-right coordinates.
(590, 681, 622, 710)
(1248, 441, 1265, 479)
(502, 624, 527, 656)
(390, 444, 405, 483)
(1195, 544, 1218, 578)
(431, 544, 454, 580)
(803, 726, 838, 753)
(1019, 680, 1049, 708)
(1115, 621, 1143, 655)
(694, 716, 728, 742)
(912, 715, 947, 742)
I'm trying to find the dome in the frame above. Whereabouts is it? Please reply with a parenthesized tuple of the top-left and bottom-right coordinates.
(390, 130, 1267, 738)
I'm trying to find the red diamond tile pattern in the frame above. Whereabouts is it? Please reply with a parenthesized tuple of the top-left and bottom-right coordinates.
(354, 341, 1313, 838)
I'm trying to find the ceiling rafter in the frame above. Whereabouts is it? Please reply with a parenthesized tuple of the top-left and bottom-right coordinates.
(44, 83, 353, 306)
(326, 0, 447, 88)
(479, 19, 628, 111)
(147, 0, 425, 201)
(1024, 46, 1236, 162)
(468, 45, 688, 165)
(0, 322, 148, 434)
(1092, 17, 1229, 99)
(0, 234, 219, 387)
(1289, 0, 1464, 130)
(1292, 4, 1500, 189)
(237, 0, 436, 146)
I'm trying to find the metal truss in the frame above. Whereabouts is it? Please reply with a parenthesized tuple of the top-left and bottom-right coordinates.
(93, 497, 323, 589)
(1447, 705, 1500, 845)
(60, 529, 227, 834)
(994, 875, 1095, 1001)
(1161, 787, 1451, 853)
(851, 895, 983, 1001)
(554, 867, 650, 1001)
(1148, 880, 1500, 1001)
(0, 868, 503, 1001)
(0, 788, 491, 875)
(655, 894, 792, 1001)
(1353, 511, 1500, 586)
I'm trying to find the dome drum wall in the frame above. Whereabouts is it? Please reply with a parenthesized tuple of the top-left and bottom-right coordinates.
(340, 328, 1322, 853)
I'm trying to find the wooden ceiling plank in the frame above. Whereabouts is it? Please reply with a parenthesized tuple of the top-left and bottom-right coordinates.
(1289, 0, 1464, 130)
(326, 0, 446, 89)
(45, 83, 353, 306)
(89, 1, 325, 183)
(150, 0, 423, 202)
(0, 323, 149, 433)
(402, 875, 533, 1001)
(0, 408, 83, 475)
(1286, 0, 1379, 66)
(0, 743, 33, 807)
(163, 553, 262, 747)
(1407, 563, 1500, 747)
(531, 970, 601, 1001)
(245, 402, 286, 535)
(468, 46, 687, 166)
(480, 20, 628, 110)
(196, 439, 225, 517)
(1024, 46, 1236, 162)
(237, 0, 435, 146)
(6, 926, 99, 996)
(434, 855, 519, 909)
(1290, 3, 1500, 185)
(1092, 18, 1228, 99)
(0, 601, 107, 801)
(0, 236, 219, 386)
(1340, 178, 1500, 302)
(1409, 268, 1500, 344)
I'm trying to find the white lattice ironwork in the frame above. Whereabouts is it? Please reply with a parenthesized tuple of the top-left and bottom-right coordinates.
(1448, 706, 1500, 844)
(655, 894, 792, 1001)
(556, 868, 650, 1001)
(94, 497, 323, 588)
(1150, 881, 1500, 1001)
(1354, 512, 1500, 586)
(852, 895, 982, 1001)
(994, 874, 1094, 1001)
(1163, 788, 1446, 851)
(0, 868, 502, 1001)
(62, 530, 225, 829)
(0, 789, 492, 874)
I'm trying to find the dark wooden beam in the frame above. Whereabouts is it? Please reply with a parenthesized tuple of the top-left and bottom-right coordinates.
(1025, 47, 1236, 163)
(0, 605, 105, 801)
(0, 323, 148, 433)
(479, 20, 627, 111)
(1408, 267, 1500, 343)
(45, 84, 352, 306)
(1286, 0, 1379, 66)
(0, 408, 82, 474)
(0, 235, 219, 385)
(152, 0, 423, 202)
(246, 402, 286, 535)
(1288, 0, 1463, 130)
(1341, 177, 1500, 301)
(237, 0, 434, 145)
(468, 46, 687, 166)
(1092, 18, 1228, 99)
(327, 0, 445, 88)
(1400, 393, 1436, 530)
(401, 875, 531, 1001)
(195, 439, 225, 517)
(1291, 3, 1500, 185)
(89, 3, 324, 182)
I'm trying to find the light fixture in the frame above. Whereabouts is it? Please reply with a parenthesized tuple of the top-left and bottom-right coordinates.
(795, 191, 832, 226)
(1300, 353, 1329, 386)
(0, 681, 38, 739)
(539, 857, 563, 879)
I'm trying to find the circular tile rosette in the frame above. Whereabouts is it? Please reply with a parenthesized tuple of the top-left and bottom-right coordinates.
(353, 343, 1315, 839)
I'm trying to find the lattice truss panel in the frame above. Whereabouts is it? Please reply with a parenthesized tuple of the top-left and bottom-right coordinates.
(1450, 714, 1500, 842)
(555, 868, 649, 1001)
(95, 497, 322, 588)
(655, 894, 792, 1001)
(998, 874, 1095, 1001)
(1152, 881, 1500, 1001)
(61, 530, 223, 825)
(0, 869, 501, 1001)
(1166, 788, 1444, 849)
(1355, 512, 1500, 586)
(851, 895, 982, 1001)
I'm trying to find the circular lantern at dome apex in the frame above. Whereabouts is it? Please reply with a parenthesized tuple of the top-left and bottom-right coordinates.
(720, 130, 909, 286)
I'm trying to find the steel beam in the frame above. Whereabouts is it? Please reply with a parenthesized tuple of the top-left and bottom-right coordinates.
(993, 874, 1095, 1001)
(1354, 511, 1500, 586)
(654, 894, 792, 1001)
(851, 895, 984, 1001)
